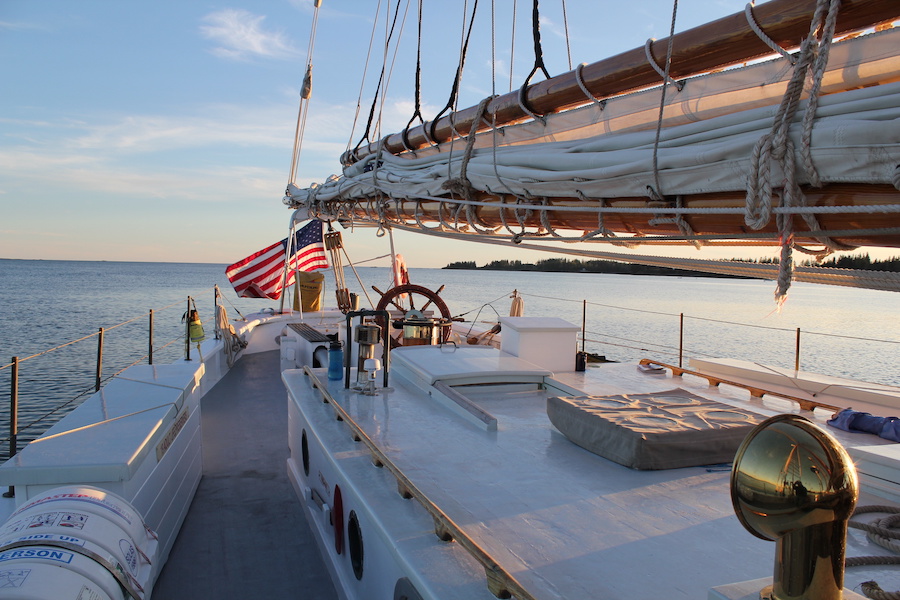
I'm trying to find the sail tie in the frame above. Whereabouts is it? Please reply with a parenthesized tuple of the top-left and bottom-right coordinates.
(744, 2, 798, 65)
(648, 0, 681, 226)
(743, 0, 845, 304)
(574, 63, 607, 110)
(648, 195, 705, 249)
(644, 38, 684, 92)
(442, 96, 493, 199)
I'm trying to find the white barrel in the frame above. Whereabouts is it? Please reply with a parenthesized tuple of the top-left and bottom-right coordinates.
(0, 549, 121, 599)
(0, 486, 159, 599)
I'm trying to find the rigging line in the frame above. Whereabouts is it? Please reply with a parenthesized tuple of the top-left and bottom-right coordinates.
(289, 0, 322, 184)
(340, 245, 377, 309)
(441, 0, 471, 184)
(428, 0, 480, 144)
(490, 0, 496, 97)
(528, 294, 899, 346)
(650, 0, 679, 199)
(561, 0, 572, 71)
(0, 289, 216, 371)
(352, 0, 404, 155)
(402, 0, 425, 151)
(527, 0, 551, 81)
(375, 0, 413, 142)
(509, 0, 517, 93)
(517, 0, 552, 120)
(346, 0, 385, 155)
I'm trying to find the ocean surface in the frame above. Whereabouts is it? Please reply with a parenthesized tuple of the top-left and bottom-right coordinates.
(0, 258, 898, 451)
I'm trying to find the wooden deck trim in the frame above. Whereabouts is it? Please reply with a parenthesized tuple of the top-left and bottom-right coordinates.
(638, 359, 842, 413)
(304, 366, 536, 600)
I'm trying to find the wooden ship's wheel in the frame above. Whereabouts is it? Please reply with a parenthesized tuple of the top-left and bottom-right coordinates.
(373, 284, 453, 347)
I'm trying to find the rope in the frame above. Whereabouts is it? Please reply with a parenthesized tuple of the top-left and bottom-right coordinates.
(428, 0, 480, 144)
(643, 37, 683, 91)
(847, 506, 900, 600)
(375, 0, 413, 143)
(516, 0, 552, 121)
(647, 195, 706, 249)
(744, 2, 797, 64)
(574, 63, 606, 109)
(649, 0, 680, 202)
(351, 0, 404, 157)
(442, 96, 494, 203)
(743, 0, 843, 304)
(344, 0, 384, 161)
(508, 0, 517, 93)
(288, 0, 322, 184)
(561, 0, 572, 71)
(401, 0, 425, 152)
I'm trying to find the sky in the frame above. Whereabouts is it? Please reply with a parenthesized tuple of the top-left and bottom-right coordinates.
(1, 0, 893, 268)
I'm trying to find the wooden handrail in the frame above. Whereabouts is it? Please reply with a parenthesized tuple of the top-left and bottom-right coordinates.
(638, 359, 842, 413)
(303, 366, 538, 600)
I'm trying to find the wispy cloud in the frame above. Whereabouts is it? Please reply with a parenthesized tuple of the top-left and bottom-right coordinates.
(0, 99, 360, 204)
(200, 9, 299, 61)
(0, 20, 47, 32)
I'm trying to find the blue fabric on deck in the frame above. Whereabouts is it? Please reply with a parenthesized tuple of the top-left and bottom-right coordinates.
(827, 408, 900, 443)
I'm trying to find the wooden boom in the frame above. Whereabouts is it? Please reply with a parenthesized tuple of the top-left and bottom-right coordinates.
(335, 184, 900, 248)
(343, 0, 900, 165)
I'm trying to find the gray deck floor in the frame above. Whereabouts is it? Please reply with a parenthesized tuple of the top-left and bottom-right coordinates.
(153, 350, 338, 599)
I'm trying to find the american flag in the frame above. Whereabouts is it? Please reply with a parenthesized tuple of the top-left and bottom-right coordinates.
(226, 220, 329, 299)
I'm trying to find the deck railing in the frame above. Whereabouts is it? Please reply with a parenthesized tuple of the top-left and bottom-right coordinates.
(2, 288, 897, 463)
(520, 292, 899, 381)
(0, 287, 222, 460)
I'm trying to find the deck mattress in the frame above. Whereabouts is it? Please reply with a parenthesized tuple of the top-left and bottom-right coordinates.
(547, 388, 761, 469)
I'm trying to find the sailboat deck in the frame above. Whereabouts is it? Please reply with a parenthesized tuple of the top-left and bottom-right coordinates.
(288, 348, 900, 599)
(153, 350, 337, 599)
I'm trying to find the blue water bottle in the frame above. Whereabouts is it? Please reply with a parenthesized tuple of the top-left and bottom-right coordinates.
(327, 340, 344, 380)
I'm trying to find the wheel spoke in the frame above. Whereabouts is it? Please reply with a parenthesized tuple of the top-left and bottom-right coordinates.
(374, 284, 453, 346)
(421, 285, 445, 312)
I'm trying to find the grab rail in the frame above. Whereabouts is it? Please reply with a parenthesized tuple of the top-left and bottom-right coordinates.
(303, 365, 538, 600)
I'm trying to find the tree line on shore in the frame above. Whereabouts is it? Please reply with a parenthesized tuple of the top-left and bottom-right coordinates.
(443, 254, 900, 275)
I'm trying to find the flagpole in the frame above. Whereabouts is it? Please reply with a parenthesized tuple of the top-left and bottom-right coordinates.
(278, 217, 298, 314)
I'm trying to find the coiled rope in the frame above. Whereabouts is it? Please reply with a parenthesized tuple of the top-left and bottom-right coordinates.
(848, 506, 900, 600)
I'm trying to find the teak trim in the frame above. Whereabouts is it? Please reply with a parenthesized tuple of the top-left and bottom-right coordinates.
(638, 359, 842, 413)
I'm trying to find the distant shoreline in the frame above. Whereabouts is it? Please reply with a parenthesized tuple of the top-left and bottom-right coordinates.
(443, 260, 746, 278)
(443, 254, 900, 276)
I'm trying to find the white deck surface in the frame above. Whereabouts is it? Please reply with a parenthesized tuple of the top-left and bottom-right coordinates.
(299, 347, 900, 599)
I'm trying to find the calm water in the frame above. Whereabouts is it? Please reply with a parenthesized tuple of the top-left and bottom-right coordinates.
(0, 258, 898, 450)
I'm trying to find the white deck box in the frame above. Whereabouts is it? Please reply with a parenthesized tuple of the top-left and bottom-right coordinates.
(499, 317, 580, 373)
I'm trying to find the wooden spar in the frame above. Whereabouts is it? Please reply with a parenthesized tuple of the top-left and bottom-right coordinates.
(332, 184, 900, 248)
(344, 0, 900, 164)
